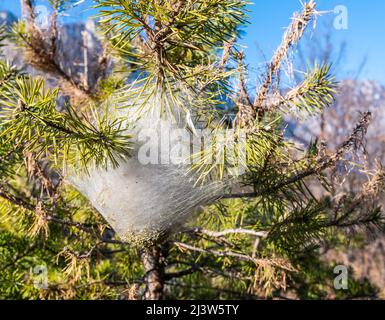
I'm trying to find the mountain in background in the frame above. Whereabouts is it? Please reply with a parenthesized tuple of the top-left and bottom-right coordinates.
(0, 10, 103, 96)
(288, 78, 385, 298)
(288, 79, 385, 154)
(0, 11, 17, 25)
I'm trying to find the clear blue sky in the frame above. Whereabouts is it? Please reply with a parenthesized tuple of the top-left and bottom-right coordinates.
(1, 0, 384, 84)
(242, 0, 385, 84)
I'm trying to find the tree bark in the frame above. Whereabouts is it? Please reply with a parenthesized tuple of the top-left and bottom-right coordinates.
(140, 243, 168, 300)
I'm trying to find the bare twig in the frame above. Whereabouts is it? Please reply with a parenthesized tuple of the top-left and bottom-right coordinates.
(223, 112, 372, 199)
(172, 241, 294, 271)
(18, 0, 91, 104)
(50, 0, 59, 60)
(188, 227, 268, 239)
(20, 0, 36, 23)
(243, 1, 316, 124)
(81, 30, 89, 91)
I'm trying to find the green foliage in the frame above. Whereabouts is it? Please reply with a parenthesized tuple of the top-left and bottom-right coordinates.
(0, 60, 19, 86)
(0, 76, 133, 170)
(96, 0, 248, 63)
(96, 0, 248, 119)
(188, 119, 284, 184)
(0, 0, 384, 301)
(278, 63, 338, 115)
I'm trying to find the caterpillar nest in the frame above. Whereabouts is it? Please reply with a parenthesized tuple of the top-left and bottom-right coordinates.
(70, 95, 232, 243)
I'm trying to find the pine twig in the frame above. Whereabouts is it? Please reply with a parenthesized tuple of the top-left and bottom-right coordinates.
(245, 1, 316, 124)
(172, 241, 294, 271)
(223, 112, 372, 199)
(188, 227, 268, 239)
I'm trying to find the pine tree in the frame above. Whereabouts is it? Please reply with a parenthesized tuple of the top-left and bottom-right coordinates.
(0, 0, 384, 300)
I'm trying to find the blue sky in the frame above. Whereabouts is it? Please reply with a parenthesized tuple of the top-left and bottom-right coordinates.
(1, 0, 384, 84)
(244, 0, 385, 84)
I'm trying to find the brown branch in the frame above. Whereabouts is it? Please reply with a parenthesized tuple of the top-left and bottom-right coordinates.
(81, 30, 89, 91)
(0, 184, 98, 235)
(49, 0, 59, 60)
(165, 259, 252, 281)
(219, 36, 236, 70)
(165, 281, 262, 299)
(245, 1, 316, 123)
(24, 151, 59, 198)
(223, 112, 372, 199)
(0, 185, 35, 211)
(19, 32, 89, 92)
(235, 51, 254, 126)
(21, 0, 36, 23)
(188, 227, 268, 239)
(93, 40, 109, 93)
(18, 2, 91, 104)
(172, 241, 294, 271)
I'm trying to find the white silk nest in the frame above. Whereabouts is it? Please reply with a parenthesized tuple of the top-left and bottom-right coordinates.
(69, 97, 228, 242)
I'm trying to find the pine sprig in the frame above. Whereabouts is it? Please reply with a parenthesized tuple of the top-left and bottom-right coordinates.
(0, 76, 133, 171)
(0, 61, 20, 89)
(273, 63, 337, 115)
(96, 0, 247, 118)
(96, 0, 248, 62)
(0, 135, 23, 177)
(188, 120, 283, 184)
(266, 201, 327, 252)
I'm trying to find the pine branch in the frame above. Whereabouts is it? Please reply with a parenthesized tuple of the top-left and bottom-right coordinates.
(49, 0, 60, 60)
(270, 63, 337, 115)
(96, 0, 246, 117)
(266, 201, 327, 251)
(172, 241, 295, 271)
(0, 61, 19, 88)
(222, 112, 372, 199)
(0, 76, 133, 170)
(11, 8, 90, 103)
(187, 227, 268, 239)
(245, 1, 316, 124)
